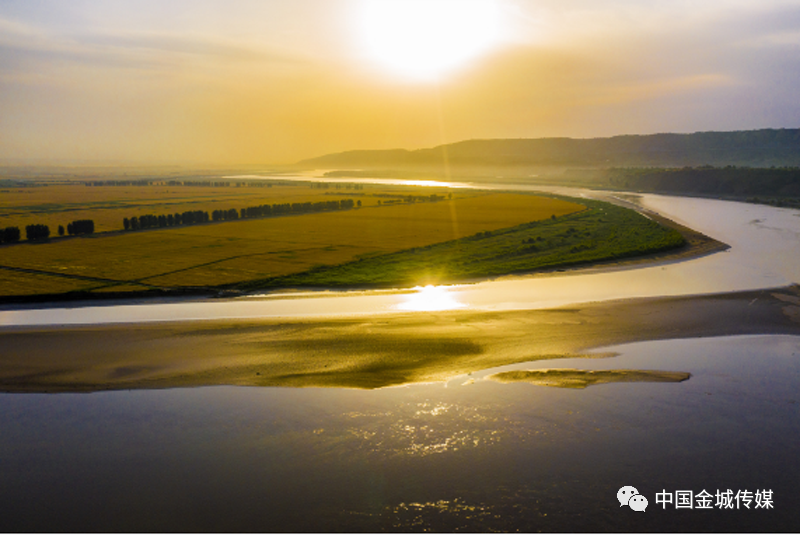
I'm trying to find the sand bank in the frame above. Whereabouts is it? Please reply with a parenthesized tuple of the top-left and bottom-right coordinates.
(1, 285, 798, 393)
(487, 369, 691, 388)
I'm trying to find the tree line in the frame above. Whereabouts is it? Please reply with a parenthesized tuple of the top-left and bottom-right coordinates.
(86, 180, 276, 187)
(0, 219, 95, 245)
(376, 193, 447, 205)
(123, 199, 359, 231)
(603, 166, 800, 197)
(124, 210, 210, 230)
(234, 199, 358, 220)
(66, 220, 94, 235)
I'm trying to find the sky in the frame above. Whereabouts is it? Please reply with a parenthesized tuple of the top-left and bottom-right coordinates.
(1, 0, 800, 165)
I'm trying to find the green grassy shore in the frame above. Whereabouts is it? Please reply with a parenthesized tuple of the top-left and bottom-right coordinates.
(234, 199, 686, 290)
(0, 192, 691, 302)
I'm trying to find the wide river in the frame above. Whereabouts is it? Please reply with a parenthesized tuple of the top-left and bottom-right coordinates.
(1, 183, 799, 532)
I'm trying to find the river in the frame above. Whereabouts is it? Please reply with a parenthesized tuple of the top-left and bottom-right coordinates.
(1, 187, 799, 326)
(0, 183, 798, 532)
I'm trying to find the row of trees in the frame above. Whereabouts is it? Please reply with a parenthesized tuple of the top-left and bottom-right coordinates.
(0, 226, 21, 244)
(375, 193, 447, 205)
(212, 208, 240, 222)
(124, 210, 210, 231)
(123, 199, 359, 231)
(85, 179, 370, 189)
(236, 199, 358, 220)
(310, 181, 366, 190)
(0, 218, 96, 245)
(86, 180, 276, 188)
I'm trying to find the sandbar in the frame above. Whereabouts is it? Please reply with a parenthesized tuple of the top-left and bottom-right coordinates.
(487, 369, 692, 388)
(0, 285, 798, 392)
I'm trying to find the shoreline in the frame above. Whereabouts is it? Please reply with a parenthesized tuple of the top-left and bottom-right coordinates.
(0, 200, 727, 311)
(1, 285, 798, 393)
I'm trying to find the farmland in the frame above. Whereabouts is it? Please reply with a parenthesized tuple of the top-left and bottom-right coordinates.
(235, 199, 686, 289)
(0, 180, 429, 233)
(0, 182, 589, 298)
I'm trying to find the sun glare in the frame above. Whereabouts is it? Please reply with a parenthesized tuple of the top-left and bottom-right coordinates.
(397, 285, 467, 312)
(354, 0, 502, 81)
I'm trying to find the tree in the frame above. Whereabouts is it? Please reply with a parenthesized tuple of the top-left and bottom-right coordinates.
(67, 220, 95, 235)
(26, 224, 50, 241)
(58, 225, 65, 236)
(123, 217, 130, 231)
(3, 226, 21, 243)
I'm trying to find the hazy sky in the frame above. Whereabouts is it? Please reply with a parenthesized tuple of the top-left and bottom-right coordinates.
(2, 0, 800, 164)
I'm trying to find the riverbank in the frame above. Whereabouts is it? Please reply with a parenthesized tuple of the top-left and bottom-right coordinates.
(0, 195, 724, 307)
(1, 285, 798, 393)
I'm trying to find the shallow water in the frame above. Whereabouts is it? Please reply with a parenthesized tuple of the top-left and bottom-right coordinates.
(1, 335, 798, 532)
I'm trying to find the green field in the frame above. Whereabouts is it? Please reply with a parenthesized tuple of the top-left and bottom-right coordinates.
(235, 199, 685, 289)
(0, 269, 101, 296)
(0, 191, 587, 298)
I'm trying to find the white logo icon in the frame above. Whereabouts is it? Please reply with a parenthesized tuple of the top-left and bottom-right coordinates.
(618, 486, 648, 512)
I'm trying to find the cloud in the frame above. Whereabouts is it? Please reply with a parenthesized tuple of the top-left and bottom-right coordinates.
(0, 15, 304, 84)
(77, 30, 302, 64)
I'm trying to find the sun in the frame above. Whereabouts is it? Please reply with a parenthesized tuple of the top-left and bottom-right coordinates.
(353, 0, 502, 81)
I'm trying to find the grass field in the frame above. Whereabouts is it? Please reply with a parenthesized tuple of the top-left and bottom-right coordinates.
(0, 192, 583, 296)
(236, 199, 685, 289)
(0, 269, 101, 296)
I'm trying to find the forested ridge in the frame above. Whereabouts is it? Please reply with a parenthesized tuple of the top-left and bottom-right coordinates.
(601, 166, 800, 198)
(300, 128, 800, 168)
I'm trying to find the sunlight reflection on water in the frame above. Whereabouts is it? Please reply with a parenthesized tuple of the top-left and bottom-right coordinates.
(396, 285, 467, 311)
(337, 400, 516, 458)
(3, 191, 800, 327)
(1, 336, 799, 531)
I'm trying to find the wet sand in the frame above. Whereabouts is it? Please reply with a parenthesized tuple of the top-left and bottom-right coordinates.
(487, 368, 692, 388)
(1, 285, 798, 392)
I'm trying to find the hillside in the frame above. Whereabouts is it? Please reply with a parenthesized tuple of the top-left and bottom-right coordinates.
(299, 128, 800, 169)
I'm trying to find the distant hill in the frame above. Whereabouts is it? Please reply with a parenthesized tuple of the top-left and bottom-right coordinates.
(299, 129, 800, 168)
